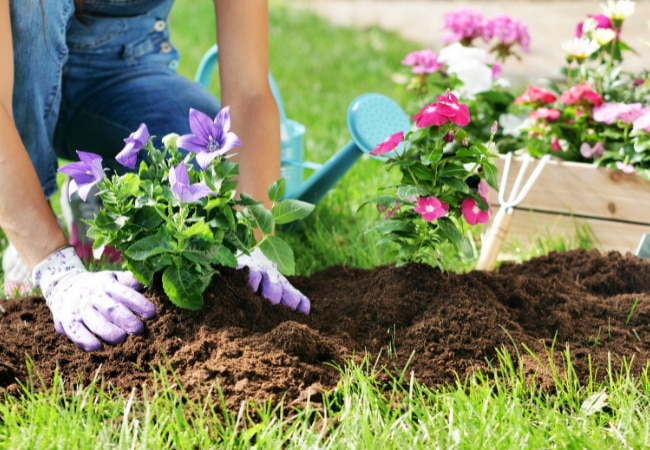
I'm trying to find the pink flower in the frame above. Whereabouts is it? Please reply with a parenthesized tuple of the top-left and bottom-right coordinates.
(477, 179, 490, 197)
(616, 161, 635, 174)
(580, 142, 605, 159)
(530, 107, 560, 121)
(491, 62, 502, 78)
(483, 15, 531, 52)
(560, 82, 603, 107)
(514, 86, 557, 105)
(461, 197, 491, 225)
(370, 131, 404, 156)
(441, 8, 486, 44)
(401, 49, 443, 74)
(593, 102, 644, 124)
(576, 13, 614, 38)
(413, 196, 449, 222)
(633, 112, 650, 132)
(551, 137, 561, 151)
(412, 90, 471, 128)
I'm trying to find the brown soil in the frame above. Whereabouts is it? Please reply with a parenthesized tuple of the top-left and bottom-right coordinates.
(1, 249, 650, 411)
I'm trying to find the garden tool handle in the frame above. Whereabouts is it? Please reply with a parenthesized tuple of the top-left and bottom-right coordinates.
(476, 207, 513, 271)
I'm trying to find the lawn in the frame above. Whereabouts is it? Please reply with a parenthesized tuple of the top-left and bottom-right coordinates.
(1, 1, 650, 449)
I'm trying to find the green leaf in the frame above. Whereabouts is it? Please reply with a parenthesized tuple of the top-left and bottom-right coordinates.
(91, 210, 124, 233)
(126, 259, 155, 287)
(436, 217, 465, 249)
(238, 192, 259, 206)
(124, 234, 173, 261)
(367, 219, 417, 235)
(271, 199, 315, 224)
(259, 236, 295, 275)
(115, 173, 141, 198)
(162, 263, 209, 310)
(133, 206, 164, 230)
(396, 185, 429, 199)
(214, 245, 239, 268)
(182, 220, 213, 241)
(244, 204, 274, 235)
(408, 162, 435, 181)
(438, 177, 470, 193)
(481, 162, 500, 192)
(182, 238, 220, 266)
(268, 178, 286, 203)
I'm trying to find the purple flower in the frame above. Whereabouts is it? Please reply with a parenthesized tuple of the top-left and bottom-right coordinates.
(115, 123, 150, 169)
(176, 107, 242, 170)
(58, 151, 104, 201)
(169, 162, 214, 203)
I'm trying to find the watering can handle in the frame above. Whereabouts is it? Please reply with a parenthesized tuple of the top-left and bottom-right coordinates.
(475, 207, 513, 271)
(194, 44, 289, 124)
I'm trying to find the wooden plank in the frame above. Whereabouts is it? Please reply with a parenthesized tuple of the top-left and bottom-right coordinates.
(487, 156, 650, 225)
(490, 209, 648, 254)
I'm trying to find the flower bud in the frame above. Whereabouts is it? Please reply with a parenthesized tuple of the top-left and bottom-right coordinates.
(443, 130, 455, 143)
(162, 133, 180, 149)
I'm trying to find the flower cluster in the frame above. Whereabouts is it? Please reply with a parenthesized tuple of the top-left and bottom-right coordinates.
(60, 106, 312, 310)
(510, 0, 650, 180)
(397, 8, 530, 153)
(441, 7, 530, 63)
(366, 90, 498, 267)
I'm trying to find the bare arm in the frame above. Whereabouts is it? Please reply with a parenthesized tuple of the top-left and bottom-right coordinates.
(0, 0, 69, 269)
(213, 0, 280, 210)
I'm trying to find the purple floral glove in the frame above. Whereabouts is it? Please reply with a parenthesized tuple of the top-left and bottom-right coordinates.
(236, 248, 310, 314)
(32, 247, 156, 352)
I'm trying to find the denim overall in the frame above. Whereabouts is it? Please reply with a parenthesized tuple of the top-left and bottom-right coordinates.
(10, 0, 221, 197)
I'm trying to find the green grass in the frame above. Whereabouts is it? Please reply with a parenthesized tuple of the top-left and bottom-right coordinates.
(0, 1, 643, 448)
(3, 349, 650, 448)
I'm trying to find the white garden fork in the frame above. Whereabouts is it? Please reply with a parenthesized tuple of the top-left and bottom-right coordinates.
(476, 152, 551, 270)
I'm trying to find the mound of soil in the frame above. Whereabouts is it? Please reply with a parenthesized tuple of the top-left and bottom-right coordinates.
(1, 249, 650, 410)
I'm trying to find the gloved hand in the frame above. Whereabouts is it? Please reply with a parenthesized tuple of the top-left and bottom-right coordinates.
(237, 248, 310, 314)
(32, 246, 156, 352)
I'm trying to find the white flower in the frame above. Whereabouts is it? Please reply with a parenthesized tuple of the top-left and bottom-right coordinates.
(582, 17, 599, 35)
(592, 28, 617, 46)
(498, 113, 525, 137)
(438, 43, 493, 97)
(600, 0, 635, 21)
(561, 37, 600, 62)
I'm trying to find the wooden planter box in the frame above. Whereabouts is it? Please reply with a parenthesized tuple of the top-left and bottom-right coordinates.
(485, 156, 650, 255)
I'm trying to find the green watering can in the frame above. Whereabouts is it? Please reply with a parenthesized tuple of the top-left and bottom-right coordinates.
(194, 45, 410, 205)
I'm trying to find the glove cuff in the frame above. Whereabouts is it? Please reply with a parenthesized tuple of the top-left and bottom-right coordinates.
(31, 246, 85, 296)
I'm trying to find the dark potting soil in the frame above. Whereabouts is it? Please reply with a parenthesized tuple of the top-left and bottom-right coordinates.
(1, 249, 650, 411)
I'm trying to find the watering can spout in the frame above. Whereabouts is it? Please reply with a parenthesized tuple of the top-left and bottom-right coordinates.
(285, 93, 411, 204)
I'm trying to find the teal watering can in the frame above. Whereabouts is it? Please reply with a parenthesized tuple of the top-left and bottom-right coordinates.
(195, 45, 410, 205)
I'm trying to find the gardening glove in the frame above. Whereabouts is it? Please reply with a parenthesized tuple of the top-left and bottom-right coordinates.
(32, 246, 156, 352)
(237, 248, 310, 314)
